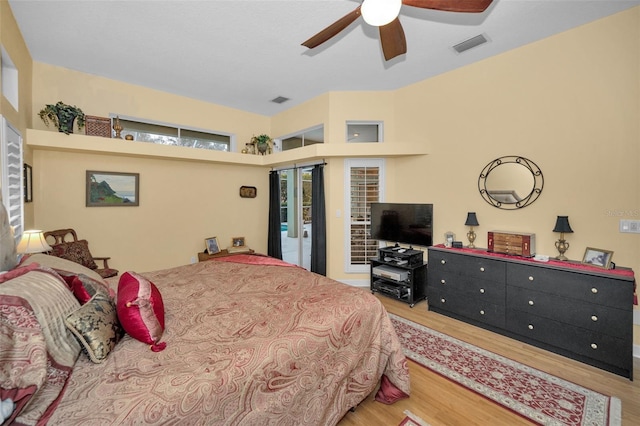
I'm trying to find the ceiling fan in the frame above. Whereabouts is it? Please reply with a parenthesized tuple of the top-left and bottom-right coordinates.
(302, 0, 494, 61)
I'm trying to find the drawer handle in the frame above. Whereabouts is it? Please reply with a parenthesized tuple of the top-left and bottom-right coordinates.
(440, 279, 446, 285)
(479, 288, 485, 294)
(591, 287, 598, 294)
(480, 310, 485, 315)
(441, 259, 446, 265)
(528, 300, 534, 306)
(528, 276, 534, 281)
(591, 343, 598, 350)
(480, 267, 485, 272)
(440, 298, 446, 303)
(528, 324, 534, 330)
(591, 315, 598, 322)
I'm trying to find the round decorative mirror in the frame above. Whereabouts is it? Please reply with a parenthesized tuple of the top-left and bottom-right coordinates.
(478, 156, 543, 210)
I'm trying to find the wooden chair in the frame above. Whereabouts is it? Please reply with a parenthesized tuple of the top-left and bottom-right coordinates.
(43, 228, 118, 278)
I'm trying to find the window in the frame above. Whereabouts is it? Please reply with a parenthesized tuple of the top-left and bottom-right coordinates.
(346, 122, 383, 143)
(117, 117, 232, 152)
(279, 125, 324, 152)
(1, 47, 19, 110)
(344, 158, 385, 273)
(1, 116, 23, 243)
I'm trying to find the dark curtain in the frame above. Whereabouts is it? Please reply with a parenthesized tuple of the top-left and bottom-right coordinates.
(267, 170, 282, 259)
(311, 165, 326, 275)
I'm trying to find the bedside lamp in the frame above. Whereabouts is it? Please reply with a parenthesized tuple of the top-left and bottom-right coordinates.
(553, 216, 573, 261)
(17, 230, 52, 254)
(465, 212, 479, 248)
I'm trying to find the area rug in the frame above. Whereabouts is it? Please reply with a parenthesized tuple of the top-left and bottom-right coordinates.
(399, 410, 431, 426)
(390, 314, 621, 426)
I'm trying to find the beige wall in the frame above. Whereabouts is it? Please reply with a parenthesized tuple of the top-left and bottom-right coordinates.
(1, 0, 33, 226)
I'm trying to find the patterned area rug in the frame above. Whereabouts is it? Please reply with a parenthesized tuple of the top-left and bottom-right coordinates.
(390, 314, 621, 426)
(399, 410, 431, 426)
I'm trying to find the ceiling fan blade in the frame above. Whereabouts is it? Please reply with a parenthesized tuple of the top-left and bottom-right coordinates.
(302, 6, 362, 49)
(402, 0, 493, 13)
(379, 18, 407, 61)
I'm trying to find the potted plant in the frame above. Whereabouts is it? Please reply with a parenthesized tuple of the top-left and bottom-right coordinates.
(251, 134, 272, 155)
(38, 101, 86, 135)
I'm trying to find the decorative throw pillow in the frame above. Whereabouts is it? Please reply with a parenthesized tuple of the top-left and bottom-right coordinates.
(116, 272, 166, 352)
(59, 273, 113, 304)
(50, 240, 98, 270)
(65, 294, 122, 363)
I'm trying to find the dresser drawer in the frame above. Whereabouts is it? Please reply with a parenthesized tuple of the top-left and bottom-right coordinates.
(429, 273, 505, 305)
(429, 251, 506, 283)
(506, 263, 633, 310)
(506, 286, 631, 340)
(506, 310, 630, 369)
(428, 287, 505, 329)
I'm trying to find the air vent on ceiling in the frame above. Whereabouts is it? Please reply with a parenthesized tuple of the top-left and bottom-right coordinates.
(453, 34, 489, 54)
(271, 96, 290, 104)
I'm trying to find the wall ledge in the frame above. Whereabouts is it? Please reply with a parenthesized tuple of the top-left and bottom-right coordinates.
(26, 129, 429, 166)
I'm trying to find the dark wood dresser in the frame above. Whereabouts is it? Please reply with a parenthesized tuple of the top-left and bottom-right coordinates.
(427, 245, 635, 379)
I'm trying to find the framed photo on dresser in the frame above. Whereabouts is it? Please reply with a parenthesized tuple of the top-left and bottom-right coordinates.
(582, 247, 613, 269)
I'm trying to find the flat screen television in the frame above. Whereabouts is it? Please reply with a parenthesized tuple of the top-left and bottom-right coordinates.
(370, 202, 433, 248)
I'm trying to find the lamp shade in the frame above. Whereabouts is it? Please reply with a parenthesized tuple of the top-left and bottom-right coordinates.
(553, 216, 573, 233)
(17, 230, 52, 254)
(464, 212, 479, 227)
(361, 0, 402, 26)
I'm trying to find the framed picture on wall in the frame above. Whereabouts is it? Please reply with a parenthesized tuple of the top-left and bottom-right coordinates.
(86, 171, 139, 207)
(23, 163, 32, 203)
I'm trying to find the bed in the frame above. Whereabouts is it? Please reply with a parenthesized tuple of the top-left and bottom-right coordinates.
(1, 251, 410, 425)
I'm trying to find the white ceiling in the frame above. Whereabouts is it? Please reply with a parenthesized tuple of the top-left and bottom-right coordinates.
(8, 0, 640, 117)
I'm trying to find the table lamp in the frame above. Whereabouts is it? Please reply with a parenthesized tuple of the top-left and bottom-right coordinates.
(17, 230, 52, 254)
(465, 212, 479, 248)
(553, 216, 573, 260)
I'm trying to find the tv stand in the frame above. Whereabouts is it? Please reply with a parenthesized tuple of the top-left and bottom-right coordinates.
(370, 247, 427, 307)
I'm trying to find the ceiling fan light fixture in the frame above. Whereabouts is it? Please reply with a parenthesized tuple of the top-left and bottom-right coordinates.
(361, 0, 402, 27)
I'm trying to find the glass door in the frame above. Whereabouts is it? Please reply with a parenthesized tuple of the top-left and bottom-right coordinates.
(280, 167, 312, 269)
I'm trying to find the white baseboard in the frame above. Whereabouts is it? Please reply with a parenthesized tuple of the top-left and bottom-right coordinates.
(339, 278, 369, 288)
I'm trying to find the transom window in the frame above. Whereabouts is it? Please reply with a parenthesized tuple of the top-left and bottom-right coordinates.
(117, 117, 232, 152)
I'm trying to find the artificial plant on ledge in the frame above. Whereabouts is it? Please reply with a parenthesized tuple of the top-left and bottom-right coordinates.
(250, 134, 272, 155)
(38, 101, 86, 135)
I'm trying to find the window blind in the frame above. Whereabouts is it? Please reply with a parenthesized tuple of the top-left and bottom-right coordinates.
(349, 166, 380, 265)
(1, 116, 23, 242)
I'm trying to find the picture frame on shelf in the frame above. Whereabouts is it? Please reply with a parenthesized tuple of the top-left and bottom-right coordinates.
(86, 171, 139, 207)
(205, 237, 220, 255)
(581, 247, 614, 269)
(231, 237, 245, 248)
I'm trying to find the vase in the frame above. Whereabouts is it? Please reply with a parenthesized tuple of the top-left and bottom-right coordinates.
(57, 113, 76, 134)
(257, 142, 268, 155)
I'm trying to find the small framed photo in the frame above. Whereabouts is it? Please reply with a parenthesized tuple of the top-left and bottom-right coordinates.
(205, 237, 220, 255)
(231, 237, 245, 248)
(582, 247, 614, 269)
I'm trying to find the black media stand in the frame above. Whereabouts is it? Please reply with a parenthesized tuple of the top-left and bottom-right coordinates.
(370, 247, 427, 307)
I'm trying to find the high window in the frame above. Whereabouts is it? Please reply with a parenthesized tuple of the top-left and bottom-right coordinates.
(279, 125, 324, 152)
(346, 122, 383, 142)
(117, 117, 233, 152)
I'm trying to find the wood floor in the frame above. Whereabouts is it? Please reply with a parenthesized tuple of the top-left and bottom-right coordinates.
(338, 295, 640, 426)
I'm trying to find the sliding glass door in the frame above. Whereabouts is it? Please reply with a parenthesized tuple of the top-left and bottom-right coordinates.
(280, 167, 312, 269)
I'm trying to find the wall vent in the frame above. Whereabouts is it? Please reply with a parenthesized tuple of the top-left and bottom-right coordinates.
(453, 34, 489, 54)
(271, 96, 290, 104)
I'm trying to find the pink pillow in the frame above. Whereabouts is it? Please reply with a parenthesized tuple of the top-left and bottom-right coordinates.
(116, 272, 166, 351)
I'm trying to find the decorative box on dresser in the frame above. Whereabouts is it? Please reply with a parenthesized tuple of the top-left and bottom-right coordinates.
(427, 245, 635, 379)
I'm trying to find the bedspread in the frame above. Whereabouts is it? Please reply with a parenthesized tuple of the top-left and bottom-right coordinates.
(48, 257, 410, 425)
